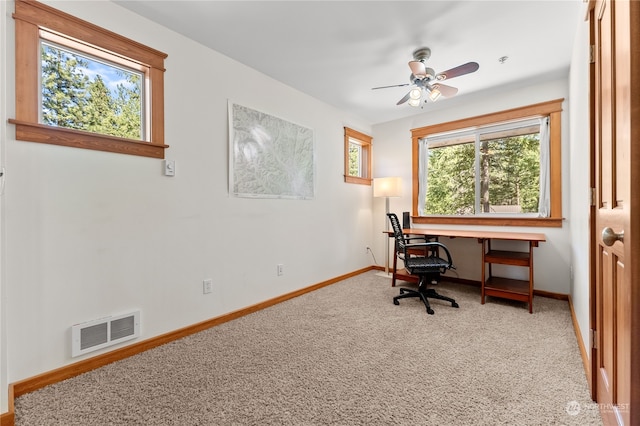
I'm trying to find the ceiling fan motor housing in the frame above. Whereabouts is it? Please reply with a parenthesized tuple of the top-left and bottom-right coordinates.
(412, 47, 431, 62)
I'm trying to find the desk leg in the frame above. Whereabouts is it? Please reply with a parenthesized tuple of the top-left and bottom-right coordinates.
(480, 239, 486, 304)
(391, 247, 398, 287)
(528, 242, 534, 314)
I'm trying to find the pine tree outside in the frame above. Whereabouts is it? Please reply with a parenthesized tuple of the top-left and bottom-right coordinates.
(424, 124, 541, 216)
(40, 41, 143, 140)
(348, 142, 362, 177)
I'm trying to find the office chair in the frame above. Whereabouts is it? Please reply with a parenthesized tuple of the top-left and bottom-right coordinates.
(387, 213, 459, 315)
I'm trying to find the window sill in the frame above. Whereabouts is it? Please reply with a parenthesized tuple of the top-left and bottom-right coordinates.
(344, 175, 372, 185)
(9, 119, 168, 159)
(412, 215, 564, 228)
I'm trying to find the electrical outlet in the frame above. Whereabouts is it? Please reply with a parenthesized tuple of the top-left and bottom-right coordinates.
(203, 279, 213, 294)
(277, 264, 284, 276)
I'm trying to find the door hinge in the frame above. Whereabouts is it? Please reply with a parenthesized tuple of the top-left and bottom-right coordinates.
(590, 188, 596, 206)
(590, 45, 595, 63)
(591, 329, 597, 350)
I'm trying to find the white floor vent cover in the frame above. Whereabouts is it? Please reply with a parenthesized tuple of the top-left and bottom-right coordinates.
(71, 311, 140, 357)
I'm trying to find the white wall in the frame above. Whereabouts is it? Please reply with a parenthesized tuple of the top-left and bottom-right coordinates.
(0, 0, 8, 414)
(0, 0, 374, 411)
(568, 10, 592, 356)
(372, 78, 574, 294)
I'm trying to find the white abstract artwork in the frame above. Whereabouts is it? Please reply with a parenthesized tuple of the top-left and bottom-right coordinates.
(229, 102, 315, 199)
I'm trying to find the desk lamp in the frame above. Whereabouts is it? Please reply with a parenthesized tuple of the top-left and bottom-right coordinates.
(373, 177, 402, 275)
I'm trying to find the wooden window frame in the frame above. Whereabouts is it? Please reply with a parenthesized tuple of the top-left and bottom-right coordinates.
(9, 0, 168, 159)
(344, 127, 372, 185)
(411, 99, 564, 227)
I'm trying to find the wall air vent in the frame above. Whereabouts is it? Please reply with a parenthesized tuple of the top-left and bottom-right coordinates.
(71, 310, 140, 357)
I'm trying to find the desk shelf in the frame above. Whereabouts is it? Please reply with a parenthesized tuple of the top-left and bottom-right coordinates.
(484, 250, 530, 266)
(481, 242, 535, 313)
(483, 276, 531, 303)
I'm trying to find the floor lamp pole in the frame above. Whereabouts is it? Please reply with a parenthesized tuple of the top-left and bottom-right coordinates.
(373, 176, 402, 278)
(384, 196, 390, 275)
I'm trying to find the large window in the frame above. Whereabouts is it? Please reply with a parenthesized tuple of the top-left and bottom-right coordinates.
(411, 99, 563, 227)
(344, 127, 372, 185)
(423, 118, 544, 215)
(10, 0, 168, 159)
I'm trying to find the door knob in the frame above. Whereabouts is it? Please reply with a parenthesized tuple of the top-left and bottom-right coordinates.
(602, 227, 624, 246)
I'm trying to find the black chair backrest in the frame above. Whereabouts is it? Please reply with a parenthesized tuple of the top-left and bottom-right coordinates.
(387, 213, 406, 252)
(387, 212, 454, 272)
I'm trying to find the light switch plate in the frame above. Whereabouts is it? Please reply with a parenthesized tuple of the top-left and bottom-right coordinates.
(163, 160, 175, 176)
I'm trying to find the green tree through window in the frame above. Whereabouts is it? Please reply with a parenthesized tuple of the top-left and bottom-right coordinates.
(348, 143, 362, 176)
(425, 142, 475, 215)
(41, 42, 143, 140)
(423, 120, 542, 216)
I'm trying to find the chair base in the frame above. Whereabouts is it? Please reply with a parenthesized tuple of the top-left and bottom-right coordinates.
(393, 282, 459, 315)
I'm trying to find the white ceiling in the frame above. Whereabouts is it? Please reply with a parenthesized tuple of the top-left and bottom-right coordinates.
(115, 0, 584, 125)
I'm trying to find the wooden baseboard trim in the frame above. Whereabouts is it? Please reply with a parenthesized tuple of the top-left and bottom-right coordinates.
(534, 288, 569, 300)
(0, 385, 14, 426)
(1, 266, 374, 425)
(391, 269, 569, 300)
(567, 295, 591, 383)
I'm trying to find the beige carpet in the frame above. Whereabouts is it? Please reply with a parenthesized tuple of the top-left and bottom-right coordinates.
(15, 271, 602, 425)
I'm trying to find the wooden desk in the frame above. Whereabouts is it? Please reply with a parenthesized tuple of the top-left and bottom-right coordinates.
(386, 228, 546, 313)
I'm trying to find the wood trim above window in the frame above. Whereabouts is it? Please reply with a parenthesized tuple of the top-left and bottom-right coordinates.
(9, 0, 168, 158)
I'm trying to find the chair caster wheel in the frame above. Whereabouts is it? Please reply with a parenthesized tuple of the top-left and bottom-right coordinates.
(452, 302, 459, 308)
(427, 308, 434, 315)
(393, 299, 399, 305)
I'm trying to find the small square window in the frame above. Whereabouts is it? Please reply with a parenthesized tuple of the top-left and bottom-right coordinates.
(344, 127, 372, 185)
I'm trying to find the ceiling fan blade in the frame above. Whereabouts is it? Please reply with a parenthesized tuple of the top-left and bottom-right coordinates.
(396, 92, 411, 105)
(371, 83, 410, 90)
(431, 83, 458, 98)
(408, 60, 427, 77)
(435, 62, 479, 81)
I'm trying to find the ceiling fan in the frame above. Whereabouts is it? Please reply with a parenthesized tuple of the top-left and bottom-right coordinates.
(372, 47, 479, 107)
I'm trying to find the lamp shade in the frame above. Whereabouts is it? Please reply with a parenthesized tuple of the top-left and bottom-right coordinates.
(373, 177, 402, 198)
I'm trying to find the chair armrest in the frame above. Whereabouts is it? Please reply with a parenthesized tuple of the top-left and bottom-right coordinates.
(403, 235, 435, 243)
(403, 241, 454, 267)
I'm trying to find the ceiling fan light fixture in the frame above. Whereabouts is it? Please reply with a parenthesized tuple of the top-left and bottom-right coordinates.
(408, 98, 421, 107)
(409, 87, 422, 100)
(429, 87, 442, 102)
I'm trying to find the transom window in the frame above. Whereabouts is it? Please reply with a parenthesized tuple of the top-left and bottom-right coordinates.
(344, 127, 372, 185)
(411, 99, 564, 227)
